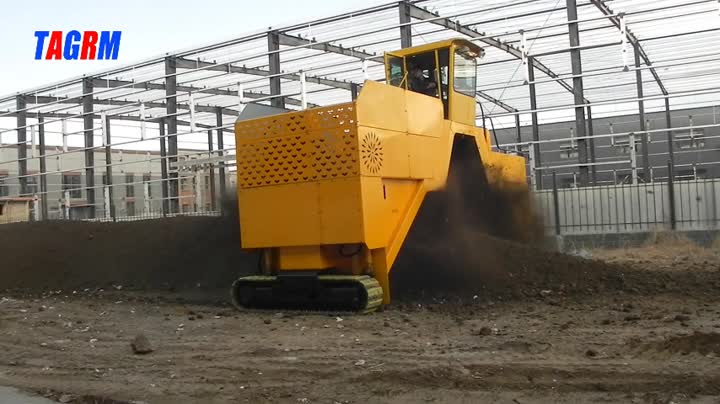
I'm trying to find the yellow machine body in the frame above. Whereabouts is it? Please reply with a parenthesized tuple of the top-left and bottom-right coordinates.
(233, 39, 529, 307)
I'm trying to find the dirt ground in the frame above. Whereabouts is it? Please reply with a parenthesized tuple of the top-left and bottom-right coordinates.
(1, 219, 720, 403)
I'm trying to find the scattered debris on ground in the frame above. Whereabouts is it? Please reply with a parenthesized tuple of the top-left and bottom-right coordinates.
(130, 334, 154, 355)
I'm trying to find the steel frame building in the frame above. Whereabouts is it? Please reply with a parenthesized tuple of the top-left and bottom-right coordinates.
(1, 0, 719, 226)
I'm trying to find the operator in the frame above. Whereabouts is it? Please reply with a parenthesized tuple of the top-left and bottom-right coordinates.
(408, 62, 437, 97)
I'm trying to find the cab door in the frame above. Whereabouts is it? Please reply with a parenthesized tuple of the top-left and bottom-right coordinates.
(448, 43, 479, 125)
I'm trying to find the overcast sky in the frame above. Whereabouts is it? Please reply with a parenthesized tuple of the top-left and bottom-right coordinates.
(0, 0, 379, 96)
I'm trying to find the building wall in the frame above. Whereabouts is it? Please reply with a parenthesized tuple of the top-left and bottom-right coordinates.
(0, 200, 30, 223)
(494, 105, 720, 188)
(0, 147, 235, 219)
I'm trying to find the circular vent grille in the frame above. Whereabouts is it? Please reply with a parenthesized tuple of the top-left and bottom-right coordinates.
(361, 132, 384, 174)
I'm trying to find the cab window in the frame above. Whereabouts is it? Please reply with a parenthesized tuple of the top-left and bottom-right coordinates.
(453, 47, 477, 97)
(388, 56, 405, 88)
(407, 51, 439, 98)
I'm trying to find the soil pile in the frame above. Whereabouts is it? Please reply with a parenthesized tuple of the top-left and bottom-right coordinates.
(390, 145, 720, 302)
(0, 215, 256, 293)
(392, 204, 720, 301)
(3, 194, 709, 303)
(392, 226, 626, 301)
(1, 213, 625, 302)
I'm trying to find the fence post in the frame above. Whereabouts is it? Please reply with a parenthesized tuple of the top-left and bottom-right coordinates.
(103, 186, 111, 220)
(63, 191, 70, 220)
(143, 182, 151, 216)
(32, 195, 40, 222)
(667, 160, 677, 231)
(194, 169, 202, 213)
(553, 171, 561, 235)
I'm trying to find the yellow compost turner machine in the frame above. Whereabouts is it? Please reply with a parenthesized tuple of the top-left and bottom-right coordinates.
(231, 39, 533, 313)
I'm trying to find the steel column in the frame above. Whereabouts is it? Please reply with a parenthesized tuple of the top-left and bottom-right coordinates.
(566, 0, 589, 187)
(527, 56, 542, 188)
(207, 129, 217, 211)
(37, 114, 48, 220)
(165, 57, 179, 213)
(104, 115, 116, 220)
(665, 97, 675, 179)
(586, 106, 597, 184)
(268, 31, 284, 109)
(634, 43, 650, 182)
(515, 114, 522, 144)
(216, 108, 227, 209)
(159, 119, 170, 216)
(399, 1, 413, 48)
(351, 83, 359, 101)
(82, 78, 96, 217)
(15, 96, 28, 196)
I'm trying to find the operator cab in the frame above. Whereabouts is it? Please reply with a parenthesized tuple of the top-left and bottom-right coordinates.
(384, 39, 482, 125)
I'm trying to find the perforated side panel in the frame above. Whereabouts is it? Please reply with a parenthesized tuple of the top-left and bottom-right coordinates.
(235, 105, 359, 188)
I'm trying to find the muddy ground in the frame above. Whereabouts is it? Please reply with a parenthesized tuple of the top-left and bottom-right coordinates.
(1, 219, 719, 403)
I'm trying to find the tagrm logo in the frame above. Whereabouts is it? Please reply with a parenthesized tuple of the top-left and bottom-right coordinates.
(34, 31, 122, 60)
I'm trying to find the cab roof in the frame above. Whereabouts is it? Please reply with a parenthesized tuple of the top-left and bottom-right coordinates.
(385, 38, 483, 58)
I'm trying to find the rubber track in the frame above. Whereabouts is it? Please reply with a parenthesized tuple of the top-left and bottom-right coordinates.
(231, 275, 383, 314)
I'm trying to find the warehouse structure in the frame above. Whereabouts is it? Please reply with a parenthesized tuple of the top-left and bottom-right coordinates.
(0, 0, 719, 234)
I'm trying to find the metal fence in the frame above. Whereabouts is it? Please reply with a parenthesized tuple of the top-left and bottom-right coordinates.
(0, 198, 222, 225)
(0, 168, 228, 224)
(3, 165, 720, 241)
(537, 168, 720, 235)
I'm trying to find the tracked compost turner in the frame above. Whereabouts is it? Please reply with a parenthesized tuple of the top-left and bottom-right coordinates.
(231, 39, 535, 313)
